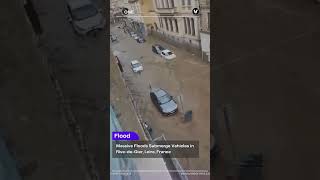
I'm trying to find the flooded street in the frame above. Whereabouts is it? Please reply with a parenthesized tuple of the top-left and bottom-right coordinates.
(110, 24, 210, 173)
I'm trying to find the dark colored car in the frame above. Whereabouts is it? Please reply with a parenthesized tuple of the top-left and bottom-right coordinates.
(150, 88, 178, 116)
(152, 44, 165, 54)
(136, 37, 145, 43)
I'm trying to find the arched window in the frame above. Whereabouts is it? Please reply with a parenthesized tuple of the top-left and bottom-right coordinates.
(165, 18, 169, 31)
(169, 18, 173, 31)
(191, 18, 195, 35)
(187, 18, 190, 34)
(175, 19, 178, 33)
(183, 18, 187, 34)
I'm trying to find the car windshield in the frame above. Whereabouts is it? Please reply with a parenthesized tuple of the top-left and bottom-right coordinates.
(72, 4, 98, 21)
(158, 94, 171, 104)
(157, 46, 165, 51)
(132, 63, 141, 68)
(167, 51, 173, 55)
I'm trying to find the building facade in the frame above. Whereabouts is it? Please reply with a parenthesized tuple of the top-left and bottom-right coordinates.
(139, 0, 157, 35)
(199, 0, 210, 62)
(113, 0, 145, 37)
(153, 0, 201, 49)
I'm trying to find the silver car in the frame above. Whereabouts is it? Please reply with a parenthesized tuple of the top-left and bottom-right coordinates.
(66, 0, 105, 35)
(150, 88, 178, 116)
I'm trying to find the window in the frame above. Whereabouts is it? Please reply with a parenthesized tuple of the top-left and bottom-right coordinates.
(175, 19, 178, 32)
(158, 18, 160, 28)
(169, 19, 173, 31)
(161, 0, 165, 8)
(165, 18, 169, 31)
(171, 0, 175, 7)
(167, 0, 170, 8)
(187, 0, 191, 5)
(191, 18, 195, 35)
(155, 0, 158, 8)
(184, 17, 187, 33)
(187, 18, 190, 34)
(182, 0, 185, 6)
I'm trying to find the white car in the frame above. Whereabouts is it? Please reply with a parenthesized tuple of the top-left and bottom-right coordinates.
(131, 60, 143, 73)
(66, 0, 105, 35)
(130, 32, 136, 37)
(132, 34, 139, 40)
(160, 49, 176, 60)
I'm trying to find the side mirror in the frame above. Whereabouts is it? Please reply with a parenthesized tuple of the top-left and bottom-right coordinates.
(67, 17, 72, 22)
(98, 9, 103, 13)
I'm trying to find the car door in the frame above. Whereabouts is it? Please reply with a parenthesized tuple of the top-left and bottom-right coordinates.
(156, 47, 162, 54)
(152, 46, 156, 53)
(155, 94, 164, 111)
(130, 63, 134, 71)
(150, 93, 160, 109)
(150, 93, 157, 104)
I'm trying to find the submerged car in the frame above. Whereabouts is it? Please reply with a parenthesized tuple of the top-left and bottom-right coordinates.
(129, 32, 135, 36)
(152, 44, 176, 60)
(152, 44, 165, 54)
(66, 0, 105, 35)
(136, 37, 145, 43)
(132, 34, 139, 40)
(160, 49, 176, 60)
(150, 88, 178, 116)
(131, 60, 143, 73)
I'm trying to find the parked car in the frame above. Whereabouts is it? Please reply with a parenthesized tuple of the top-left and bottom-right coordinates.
(160, 49, 176, 60)
(150, 88, 178, 116)
(152, 44, 165, 55)
(130, 32, 137, 38)
(66, 0, 105, 35)
(130, 60, 143, 73)
(136, 37, 145, 43)
(132, 34, 139, 40)
(152, 44, 176, 60)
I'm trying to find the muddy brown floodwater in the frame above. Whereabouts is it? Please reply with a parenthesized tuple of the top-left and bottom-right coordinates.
(111, 24, 210, 177)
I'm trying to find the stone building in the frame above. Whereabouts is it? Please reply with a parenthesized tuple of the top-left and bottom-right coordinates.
(114, 0, 145, 37)
(153, 0, 201, 49)
(138, 0, 158, 35)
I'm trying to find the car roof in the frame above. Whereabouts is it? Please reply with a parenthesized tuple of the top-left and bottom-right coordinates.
(162, 49, 171, 53)
(152, 88, 168, 98)
(67, 0, 92, 9)
(131, 60, 140, 64)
